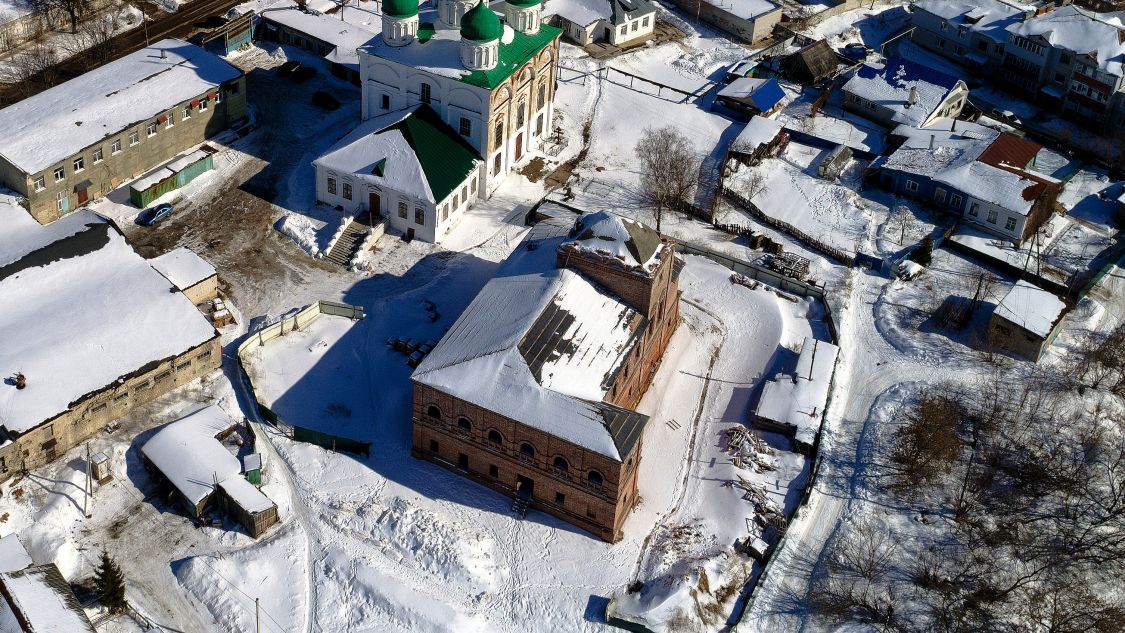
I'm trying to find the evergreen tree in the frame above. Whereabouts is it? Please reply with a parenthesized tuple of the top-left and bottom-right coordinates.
(910, 235, 934, 267)
(93, 550, 127, 614)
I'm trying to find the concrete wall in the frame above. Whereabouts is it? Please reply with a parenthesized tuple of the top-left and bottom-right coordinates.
(5, 74, 247, 224)
(0, 335, 221, 481)
(666, 0, 781, 44)
(412, 383, 641, 541)
(182, 274, 220, 305)
(989, 312, 1063, 362)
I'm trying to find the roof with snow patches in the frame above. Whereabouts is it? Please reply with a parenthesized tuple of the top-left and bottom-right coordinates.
(933, 160, 1048, 217)
(542, 0, 655, 27)
(843, 57, 964, 127)
(314, 105, 481, 204)
(261, 8, 381, 71)
(914, 0, 1035, 44)
(0, 200, 218, 436)
(412, 217, 658, 460)
(1008, 5, 1125, 77)
(0, 39, 241, 176)
(994, 279, 1066, 337)
(149, 247, 217, 293)
(562, 210, 663, 271)
(0, 565, 96, 633)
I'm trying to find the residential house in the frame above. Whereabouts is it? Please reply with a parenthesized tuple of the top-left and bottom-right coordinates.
(411, 211, 681, 542)
(544, 0, 656, 46)
(715, 77, 785, 119)
(910, 0, 1037, 75)
(842, 57, 969, 128)
(728, 115, 786, 166)
(141, 405, 279, 537)
(359, 0, 560, 194)
(875, 127, 1059, 244)
(989, 279, 1067, 361)
(0, 39, 246, 224)
(255, 3, 381, 84)
(0, 197, 221, 482)
(313, 105, 483, 242)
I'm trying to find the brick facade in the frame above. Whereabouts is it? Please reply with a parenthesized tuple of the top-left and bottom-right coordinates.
(412, 239, 680, 542)
(0, 335, 221, 481)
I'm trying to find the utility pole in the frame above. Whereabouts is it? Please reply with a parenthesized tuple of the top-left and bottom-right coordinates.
(255, 597, 262, 633)
(84, 444, 92, 518)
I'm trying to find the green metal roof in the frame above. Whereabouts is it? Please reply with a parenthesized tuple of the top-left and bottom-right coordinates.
(383, 0, 419, 17)
(461, 24, 561, 89)
(460, 0, 504, 42)
(394, 105, 481, 203)
(506, 0, 542, 8)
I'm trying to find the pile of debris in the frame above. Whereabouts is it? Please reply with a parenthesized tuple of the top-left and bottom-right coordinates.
(724, 426, 778, 474)
(387, 337, 436, 368)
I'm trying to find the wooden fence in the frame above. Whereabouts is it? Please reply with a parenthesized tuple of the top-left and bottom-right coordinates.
(722, 189, 856, 266)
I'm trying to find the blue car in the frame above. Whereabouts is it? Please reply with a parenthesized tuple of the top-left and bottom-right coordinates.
(137, 203, 173, 226)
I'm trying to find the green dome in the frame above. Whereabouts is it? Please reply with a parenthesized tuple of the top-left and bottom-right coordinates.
(506, 0, 541, 7)
(460, 1, 503, 42)
(383, 0, 418, 18)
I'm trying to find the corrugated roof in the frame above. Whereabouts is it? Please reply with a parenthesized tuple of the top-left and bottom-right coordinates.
(978, 133, 1042, 170)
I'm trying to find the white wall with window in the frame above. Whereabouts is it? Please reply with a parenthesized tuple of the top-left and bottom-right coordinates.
(961, 195, 1027, 242)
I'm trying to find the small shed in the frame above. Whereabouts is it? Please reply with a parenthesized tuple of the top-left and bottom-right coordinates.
(91, 451, 112, 484)
(729, 116, 785, 166)
(724, 58, 758, 83)
(129, 148, 215, 207)
(754, 337, 839, 454)
(715, 78, 786, 120)
(149, 247, 219, 305)
(989, 280, 1067, 362)
(780, 40, 839, 84)
(817, 144, 853, 180)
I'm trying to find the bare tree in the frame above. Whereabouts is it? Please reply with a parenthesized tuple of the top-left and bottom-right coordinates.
(634, 125, 700, 233)
(810, 518, 902, 630)
(8, 43, 58, 95)
(890, 392, 962, 489)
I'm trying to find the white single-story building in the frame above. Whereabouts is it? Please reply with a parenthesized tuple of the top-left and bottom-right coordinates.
(544, 0, 656, 46)
(313, 105, 483, 243)
(754, 337, 838, 454)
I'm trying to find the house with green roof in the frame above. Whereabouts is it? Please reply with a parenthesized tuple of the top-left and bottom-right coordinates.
(360, 0, 561, 197)
(313, 105, 483, 243)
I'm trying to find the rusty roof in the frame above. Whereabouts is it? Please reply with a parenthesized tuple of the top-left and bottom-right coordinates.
(978, 133, 1042, 170)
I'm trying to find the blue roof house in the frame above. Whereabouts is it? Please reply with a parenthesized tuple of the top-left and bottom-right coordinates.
(715, 77, 786, 120)
(842, 57, 969, 128)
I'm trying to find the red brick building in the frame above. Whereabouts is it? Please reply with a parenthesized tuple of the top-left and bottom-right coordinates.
(411, 211, 681, 542)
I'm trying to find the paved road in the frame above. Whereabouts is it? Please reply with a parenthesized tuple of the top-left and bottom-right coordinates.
(0, 0, 246, 105)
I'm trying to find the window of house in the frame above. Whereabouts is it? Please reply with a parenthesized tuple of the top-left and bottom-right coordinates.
(457, 453, 469, 470)
(129, 131, 140, 146)
(643, 16, 649, 27)
(905, 179, 918, 192)
(1060, 52, 1071, 64)
(342, 183, 352, 200)
(487, 429, 503, 445)
(537, 83, 545, 110)
(227, 82, 240, 95)
(165, 113, 174, 128)
(327, 177, 337, 195)
(517, 102, 526, 128)
(33, 175, 44, 191)
(73, 157, 84, 172)
(420, 82, 432, 104)
(457, 417, 471, 433)
(493, 153, 501, 174)
(940, 20, 948, 31)
(53, 167, 64, 182)
(55, 192, 65, 211)
(588, 470, 603, 486)
(470, 178, 477, 195)
(426, 405, 441, 418)
(986, 209, 998, 223)
(1054, 72, 1066, 83)
(112, 139, 122, 154)
(553, 456, 568, 472)
(969, 202, 980, 216)
(415, 207, 425, 225)
(459, 117, 471, 136)
(950, 194, 962, 208)
(555, 492, 565, 505)
(147, 122, 157, 137)
(381, 94, 390, 109)
(536, 113, 544, 136)
(398, 201, 408, 218)
(429, 439, 439, 453)
(1005, 216, 1017, 231)
(489, 464, 498, 477)
(199, 99, 208, 111)
(494, 121, 503, 144)
(216, 90, 223, 103)
(92, 148, 103, 163)
(520, 442, 536, 458)
(631, 20, 637, 32)
(183, 105, 191, 119)
(933, 187, 946, 203)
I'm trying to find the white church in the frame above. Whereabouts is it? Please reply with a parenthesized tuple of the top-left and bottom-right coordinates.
(313, 0, 562, 243)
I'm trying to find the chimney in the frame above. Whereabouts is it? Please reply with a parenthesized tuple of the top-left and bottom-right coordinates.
(951, 118, 957, 132)
(908, 86, 917, 106)
(160, 47, 167, 59)
(15, 373, 25, 390)
(929, 134, 935, 150)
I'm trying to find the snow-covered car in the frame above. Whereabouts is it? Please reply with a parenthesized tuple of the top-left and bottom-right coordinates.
(991, 108, 1022, 126)
(136, 203, 173, 226)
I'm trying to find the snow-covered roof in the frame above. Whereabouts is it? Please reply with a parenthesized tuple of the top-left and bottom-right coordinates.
(0, 211, 217, 435)
(718, 0, 780, 21)
(994, 279, 1066, 337)
(1008, 5, 1125, 77)
(561, 210, 664, 271)
(0, 565, 96, 632)
(141, 405, 275, 513)
(891, 117, 999, 149)
(543, 0, 655, 27)
(755, 337, 838, 446)
(149, 247, 217, 292)
(413, 224, 652, 460)
(879, 137, 990, 177)
(0, 535, 31, 574)
(717, 78, 785, 111)
(843, 57, 964, 127)
(262, 7, 380, 70)
(934, 161, 1041, 216)
(313, 105, 480, 204)
(360, 8, 560, 90)
(0, 192, 92, 267)
(734, 115, 783, 150)
(0, 39, 241, 176)
(915, 0, 1033, 43)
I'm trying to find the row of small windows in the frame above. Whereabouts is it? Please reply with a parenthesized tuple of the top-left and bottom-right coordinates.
(427, 405, 604, 486)
(32, 93, 224, 193)
(617, 15, 650, 37)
